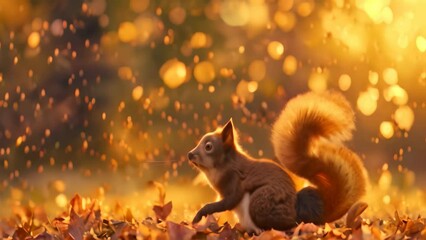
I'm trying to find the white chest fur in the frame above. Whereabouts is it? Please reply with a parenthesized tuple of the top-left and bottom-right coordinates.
(233, 193, 262, 234)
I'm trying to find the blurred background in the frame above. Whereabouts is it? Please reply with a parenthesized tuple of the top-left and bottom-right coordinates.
(0, 0, 425, 220)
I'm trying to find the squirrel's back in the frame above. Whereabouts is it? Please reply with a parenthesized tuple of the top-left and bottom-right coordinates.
(271, 91, 367, 223)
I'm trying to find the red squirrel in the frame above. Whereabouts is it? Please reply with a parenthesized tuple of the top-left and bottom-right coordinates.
(187, 91, 367, 233)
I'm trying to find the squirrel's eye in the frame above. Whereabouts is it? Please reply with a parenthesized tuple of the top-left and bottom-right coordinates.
(205, 141, 213, 152)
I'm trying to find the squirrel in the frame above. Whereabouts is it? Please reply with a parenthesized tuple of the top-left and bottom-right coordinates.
(187, 91, 368, 234)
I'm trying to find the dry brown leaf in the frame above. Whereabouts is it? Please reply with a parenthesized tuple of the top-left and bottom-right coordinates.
(255, 229, 288, 240)
(153, 201, 173, 222)
(194, 214, 221, 233)
(68, 208, 85, 240)
(346, 202, 368, 229)
(70, 194, 83, 215)
(149, 181, 166, 205)
(405, 220, 424, 237)
(12, 227, 31, 239)
(166, 221, 196, 240)
(218, 222, 238, 240)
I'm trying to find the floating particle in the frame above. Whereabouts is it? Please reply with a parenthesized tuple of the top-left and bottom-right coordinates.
(220, 0, 250, 26)
(130, 0, 150, 13)
(132, 86, 144, 101)
(86, 0, 106, 16)
(308, 70, 328, 93)
(16, 136, 23, 146)
(248, 60, 266, 82)
(160, 59, 187, 89)
(118, 66, 133, 80)
(267, 41, 284, 60)
(236, 80, 254, 103)
(55, 193, 68, 208)
(190, 32, 209, 49)
(369, 71, 379, 85)
(383, 84, 408, 106)
(278, 0, 293, 11)
(380, 121, 394, 139)
(381, 7, 393, 24)
(382, 195, 391, 204)
(27, 32, 40, 48)
(383, 67, 398, 85)
(194, 61, 215, 84)
(394, 105, 414, 131)
(296, 0, 315, 17)
(282, 55, 297, 75)
(378, 169, 392, 190)
(247, 81, 258, 93)
(133, 16, 155, 44)
(416, 36, 426, 53)
(274, 11, 296, 32)
(357, 90, 377, 116)
(338, 74, 351, 91)
(50, 19, 64, 37)
(118, 21, 137, 43)
(169, 6, 186, 25)
(247, 1, 269, 28)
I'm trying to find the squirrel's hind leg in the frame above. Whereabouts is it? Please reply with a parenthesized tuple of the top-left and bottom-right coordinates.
(248, 186, 297, 231)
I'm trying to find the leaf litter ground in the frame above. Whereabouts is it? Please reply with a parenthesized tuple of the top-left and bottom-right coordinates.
(1, 193, 426, 240)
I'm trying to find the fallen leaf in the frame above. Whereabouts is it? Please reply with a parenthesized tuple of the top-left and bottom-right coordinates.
(12, 227, 31, 240)
(70, 194, 83, 215)
(194, 214, 221, 233)
(218, 222, 238, 240)
(405, 220, 424, 237)
(167, 221, 196, 240)
(68, 208, 85, 240)
(255, 229, 288, 240)
(346, 202, 368, 229)
(153, 201, 173, 221)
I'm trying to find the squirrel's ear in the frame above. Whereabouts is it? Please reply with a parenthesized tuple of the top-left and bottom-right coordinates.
(221, 118, 234, 150)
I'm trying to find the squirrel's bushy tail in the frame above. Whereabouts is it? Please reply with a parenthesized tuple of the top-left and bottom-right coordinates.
(271, 91, 367, 223)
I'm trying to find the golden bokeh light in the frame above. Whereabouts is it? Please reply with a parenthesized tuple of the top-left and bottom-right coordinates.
(378, 169, 392, 190)
(27, 32, 40, 48)
(278, 0, 293, 11)
(394, 105, 414, 131)
(118, 66, 133, 80)
(194, 61, 215, 84)
(159, 59, 187, 89)
(236, 80, 254, 103)
(248, 60, 266, 82)
(369, 71, 379, 85)
(55, 193, 68, 208)
(190, 32, 209, 49)
(416, 36, 426, 53)
(267, 41, 284, 60)
(132, 86, 144, 101)
(308, 70, 328, 93)
(220, 0, 250, 26)
(282, 55, 297, 75)
(118, 21, 138, 43)
(296, 0, 315, 17)
(380, 121, 394, 139)
(338, 74, 351, 91)
(130, 0, 150, 13)
(383, 68, 398, 85)
(169, 7, 186, 25)
(383, 85, 408, 106)
(357, 90, 377, 116)
(274, 11, 296, 32)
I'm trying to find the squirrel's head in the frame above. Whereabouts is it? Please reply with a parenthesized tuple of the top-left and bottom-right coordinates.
(187, 118, 236, 172)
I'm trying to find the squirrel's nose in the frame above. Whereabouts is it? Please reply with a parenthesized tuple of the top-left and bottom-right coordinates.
(187, 152, 194, 160)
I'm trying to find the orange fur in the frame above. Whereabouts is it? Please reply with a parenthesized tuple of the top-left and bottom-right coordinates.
(271, 91, 367, 222)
